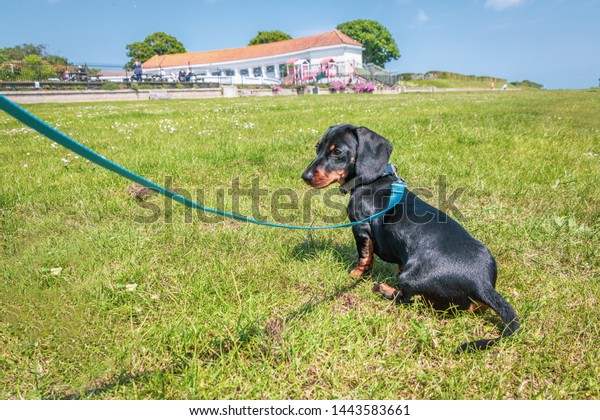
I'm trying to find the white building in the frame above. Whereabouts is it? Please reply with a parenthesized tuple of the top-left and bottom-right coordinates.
(142, 30, 363, 85)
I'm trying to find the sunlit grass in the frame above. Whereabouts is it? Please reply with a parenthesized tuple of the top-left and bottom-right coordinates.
(1, 91, 598, 399)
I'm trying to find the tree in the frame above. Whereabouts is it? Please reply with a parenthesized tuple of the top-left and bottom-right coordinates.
(20, 54, 58, 80)
(0, 43, 67, 64)
(125, 32, 186, 69)
(45, 55, 68, 66)
(248, 30, 292, 46)
(336, 20, 400, 68)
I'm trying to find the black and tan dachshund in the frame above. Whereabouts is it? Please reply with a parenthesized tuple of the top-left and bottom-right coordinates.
(301, 124, 519, 353)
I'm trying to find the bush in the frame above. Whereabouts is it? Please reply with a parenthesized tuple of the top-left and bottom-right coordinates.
(20, 55, 58, 80)
(101, 81, 120, 90)
(511, 79, 543, 89)
(329, 80, 347, 91)
(0, 64, 17, 81)
(353, 82, 375, 93)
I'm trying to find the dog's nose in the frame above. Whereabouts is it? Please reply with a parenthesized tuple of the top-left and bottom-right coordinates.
(301, 170, 313, 183)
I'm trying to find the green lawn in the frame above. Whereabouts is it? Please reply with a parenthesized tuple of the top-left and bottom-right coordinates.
(406, 78, 501, 89)
(1, 91, 598, 399)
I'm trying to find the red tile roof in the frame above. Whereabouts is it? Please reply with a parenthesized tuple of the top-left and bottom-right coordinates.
(144, 30, 362, 69)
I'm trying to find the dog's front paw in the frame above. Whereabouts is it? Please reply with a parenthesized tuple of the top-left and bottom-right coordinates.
(349, 265, 371, 278)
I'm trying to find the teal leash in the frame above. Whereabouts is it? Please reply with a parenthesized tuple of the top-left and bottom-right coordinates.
(0, 94, 405, 230)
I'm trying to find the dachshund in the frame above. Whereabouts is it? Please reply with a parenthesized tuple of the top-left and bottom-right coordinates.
(301, 124, 519, 353)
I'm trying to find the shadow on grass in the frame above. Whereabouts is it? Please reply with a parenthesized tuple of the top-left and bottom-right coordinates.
(291, 238, 517, 354)
(291, 235, 398, 278)
(286, 237, 398, 311)
(56, 369, 169, 400)
(58, 240, 439, 399)
(291, 235, 355, 264)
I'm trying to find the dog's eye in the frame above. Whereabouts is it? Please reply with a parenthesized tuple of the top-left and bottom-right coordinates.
(332, 148, 342, 156)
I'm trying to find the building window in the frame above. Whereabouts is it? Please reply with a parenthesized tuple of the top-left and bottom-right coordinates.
(279, 64, 288, 77)
(240, 68, 249, 76)
(224, 69, 235, 76)
(211, 70, 221, 76)
(253, 67, 263, 77)
(266, 65, 275, 77)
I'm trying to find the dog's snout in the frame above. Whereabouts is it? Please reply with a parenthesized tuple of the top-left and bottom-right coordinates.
(301, 170, 314, 183)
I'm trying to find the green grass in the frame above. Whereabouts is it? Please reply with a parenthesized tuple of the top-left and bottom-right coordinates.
(406, 78, 529, 90)
(1, 91, 599, 399)
(406, 78, 500, 89)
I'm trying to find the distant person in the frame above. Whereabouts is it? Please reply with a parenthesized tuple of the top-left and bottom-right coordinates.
(132, 57, 143, 81)
(76, 65, 86, 81)
(178, 69, 186, 82)
(490, 80, 495, 90)
(503, 83, 507, 90)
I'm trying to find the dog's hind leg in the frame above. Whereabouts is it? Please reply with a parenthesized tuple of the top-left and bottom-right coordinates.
(372, 282, 412, 304)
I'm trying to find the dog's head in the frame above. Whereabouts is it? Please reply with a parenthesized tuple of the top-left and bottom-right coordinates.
(301, 124, 393, 189)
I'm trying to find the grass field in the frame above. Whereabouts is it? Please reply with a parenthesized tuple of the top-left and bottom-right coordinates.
(407, 78, 504, 89)
(1, 90, 598, 399)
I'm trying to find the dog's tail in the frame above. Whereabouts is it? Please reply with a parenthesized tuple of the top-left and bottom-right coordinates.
(456, 289, 519, 354)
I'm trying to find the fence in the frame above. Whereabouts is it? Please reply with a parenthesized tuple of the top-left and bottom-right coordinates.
(0, 61, 130, 82)
(0, 61, 219, 90)
(1, 60, 402, 89)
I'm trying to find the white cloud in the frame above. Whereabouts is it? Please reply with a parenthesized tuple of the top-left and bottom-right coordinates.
(485, 0, 527, 10)
(412, 9, 429, 27)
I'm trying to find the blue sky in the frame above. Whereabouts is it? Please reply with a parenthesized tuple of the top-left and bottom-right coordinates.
(2, 0, 599, 89)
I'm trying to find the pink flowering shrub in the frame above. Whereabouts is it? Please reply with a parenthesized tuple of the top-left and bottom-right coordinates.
(354, 82, 376, 93)
(330, 80, 347, 91)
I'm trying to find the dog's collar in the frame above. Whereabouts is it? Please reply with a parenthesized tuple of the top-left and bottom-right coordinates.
(339, 163, 404, 195)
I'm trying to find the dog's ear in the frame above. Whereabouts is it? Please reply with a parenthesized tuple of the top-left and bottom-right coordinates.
(354, 126, 393, 184)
